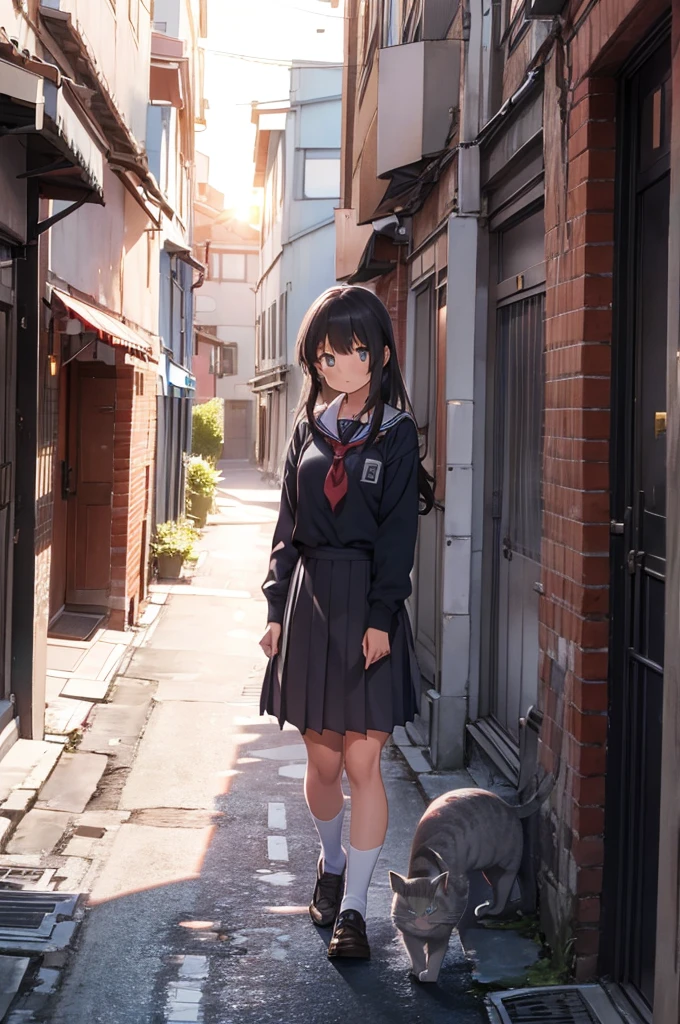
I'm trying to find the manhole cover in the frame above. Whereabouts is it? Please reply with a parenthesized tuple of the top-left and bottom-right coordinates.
(487, 987, 621, 1024)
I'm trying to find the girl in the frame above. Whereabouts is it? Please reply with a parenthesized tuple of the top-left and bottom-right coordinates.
(259, 285, 433, 960)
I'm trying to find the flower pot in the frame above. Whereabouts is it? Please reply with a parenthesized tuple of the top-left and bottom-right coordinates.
(187, 491, 212, 528)
(156, 553, 184, 579)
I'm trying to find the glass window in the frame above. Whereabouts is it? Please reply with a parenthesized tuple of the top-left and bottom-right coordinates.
(303, 150, 341, 199)
(220, 254, 246, 280)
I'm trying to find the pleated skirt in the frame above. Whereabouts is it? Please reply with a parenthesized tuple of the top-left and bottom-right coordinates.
(260, 546, 421, 736)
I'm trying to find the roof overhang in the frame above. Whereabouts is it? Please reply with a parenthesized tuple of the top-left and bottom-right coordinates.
(0, 49, 104, 203)
(164, 239, 205, 274)
(251, 103, 289, 188)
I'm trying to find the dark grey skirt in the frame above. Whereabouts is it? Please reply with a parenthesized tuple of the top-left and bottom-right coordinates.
(260, 546, 421, 736)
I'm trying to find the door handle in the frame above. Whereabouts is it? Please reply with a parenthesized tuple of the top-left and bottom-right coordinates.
(61, 461, 74, 499)
(627, 549, 644, 575)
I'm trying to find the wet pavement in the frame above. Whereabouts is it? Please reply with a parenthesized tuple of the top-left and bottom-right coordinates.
(42, 463, 486, 1024)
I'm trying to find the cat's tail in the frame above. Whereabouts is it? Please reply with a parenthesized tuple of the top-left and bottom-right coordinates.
(514, 773, 554, 819)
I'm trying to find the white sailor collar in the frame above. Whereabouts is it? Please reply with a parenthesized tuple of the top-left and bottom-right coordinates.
(316, 394, 412, 443)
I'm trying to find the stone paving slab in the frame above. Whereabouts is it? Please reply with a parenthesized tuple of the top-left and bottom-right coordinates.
(89, 824, 211, 902)
(6, 810, 71, 855)
(44, 699, 94, 737)
(119, 702, 235, 811)
(46, 647, 86, 673)
(0, 742, 57, 803)
(37, 753, 108, 814)
(79, 703, 150, 765)
(60, 677, 113, 702)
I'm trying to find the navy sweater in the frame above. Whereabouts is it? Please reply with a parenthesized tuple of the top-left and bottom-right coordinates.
(262, 413, 420, 632)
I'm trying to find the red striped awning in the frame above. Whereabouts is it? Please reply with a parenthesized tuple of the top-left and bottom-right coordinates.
(51, 288, 154, 357)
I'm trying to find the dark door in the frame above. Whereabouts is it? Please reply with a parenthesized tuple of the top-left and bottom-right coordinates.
(608, 30, 670, 1013)
(0, 302, 15, 700)
(66, 368, 116, 607)
(491, 292, 544, 742)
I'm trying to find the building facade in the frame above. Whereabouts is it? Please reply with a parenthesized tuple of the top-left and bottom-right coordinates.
(338, 0, 680, 1017)
(193, 154, 259, 458)
(250, 64, 342, 477)
(0, 1, 204, 750)
(148, 0, 207, 525)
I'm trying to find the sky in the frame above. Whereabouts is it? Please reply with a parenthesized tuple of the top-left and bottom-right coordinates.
(198, 0, 345, 218)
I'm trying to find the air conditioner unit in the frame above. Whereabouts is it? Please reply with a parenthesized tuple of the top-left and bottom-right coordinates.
(526, 0, 565, 16)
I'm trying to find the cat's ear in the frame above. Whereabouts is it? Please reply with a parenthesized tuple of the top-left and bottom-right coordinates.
(389, 871, 408, 895)
(432, 871, 449, 896)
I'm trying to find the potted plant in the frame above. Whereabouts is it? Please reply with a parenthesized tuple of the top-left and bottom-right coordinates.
(185, 456, 222, 528)
(151, 518, 198, 579)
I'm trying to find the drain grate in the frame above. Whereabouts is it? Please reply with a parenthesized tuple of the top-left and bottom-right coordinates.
(487, 987, 615, 1024)
(0, 892, 79, 953)
(0, 867, 56, 891)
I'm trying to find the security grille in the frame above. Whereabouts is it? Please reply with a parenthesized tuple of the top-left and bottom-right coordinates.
(0, 892, 79, 953)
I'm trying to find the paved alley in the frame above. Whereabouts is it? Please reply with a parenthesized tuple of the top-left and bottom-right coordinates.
(39, 464, 486, 1024)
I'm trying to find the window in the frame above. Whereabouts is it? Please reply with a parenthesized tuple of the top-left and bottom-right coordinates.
(278, 293, 287, 359)
(303, 149, 341, 199)
(129, 0, 140, 36)
(270, 301, 277, 361)
(261, 309, 267, 362)
(216, 344, 238, 377)
(209, 253, 247, 281)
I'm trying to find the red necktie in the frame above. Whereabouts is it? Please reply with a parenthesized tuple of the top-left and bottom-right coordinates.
(323, 436, 365, 513)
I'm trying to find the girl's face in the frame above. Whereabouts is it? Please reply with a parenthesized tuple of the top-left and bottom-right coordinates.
(315, 336, 390, 395)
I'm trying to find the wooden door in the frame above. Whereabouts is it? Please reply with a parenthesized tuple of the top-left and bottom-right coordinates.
(66, 368, 115, 606)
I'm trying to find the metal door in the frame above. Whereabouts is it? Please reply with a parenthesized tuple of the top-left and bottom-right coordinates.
(0, 300, 15, 700)
(491, 293, 544, 742)
(608, 31, 670, 1013)
(66, 369, 116, 606)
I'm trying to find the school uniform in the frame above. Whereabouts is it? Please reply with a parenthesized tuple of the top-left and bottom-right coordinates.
(260, 393, 422, 736)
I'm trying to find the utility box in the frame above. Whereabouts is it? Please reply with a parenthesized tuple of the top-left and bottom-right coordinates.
(377, 40, 460, 178)
(527, 0, 564, 15)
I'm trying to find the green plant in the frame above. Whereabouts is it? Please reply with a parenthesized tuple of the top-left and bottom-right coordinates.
(192, 398, 224, 466)
(151, 518, 198, 561)
(186, 456, 222, 497)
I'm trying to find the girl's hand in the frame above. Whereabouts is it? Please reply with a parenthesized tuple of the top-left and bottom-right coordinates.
(363, 628, 390, 669)
(260, 622, 282, 658)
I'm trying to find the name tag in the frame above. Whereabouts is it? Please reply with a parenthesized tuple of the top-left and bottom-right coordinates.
(361, 459, 382, 485)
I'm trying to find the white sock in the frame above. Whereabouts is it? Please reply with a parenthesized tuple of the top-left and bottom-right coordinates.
(339, 843, 383, 918)
(311, 806, 346, 876)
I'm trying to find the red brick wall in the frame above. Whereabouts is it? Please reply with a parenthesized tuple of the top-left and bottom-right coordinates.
(539, 0, 671, 982)
(375, 254, 408, 368)
(111, 355, 157, 629)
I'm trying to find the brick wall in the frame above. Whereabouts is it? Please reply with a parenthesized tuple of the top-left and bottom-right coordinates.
(538, 0, 670, 981)
(374, 255, 408, 367)
(110, 354, 157, 629)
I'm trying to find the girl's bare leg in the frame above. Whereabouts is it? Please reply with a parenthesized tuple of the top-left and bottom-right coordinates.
(303, 728, 346, 875)
(339, 729, 390, 917)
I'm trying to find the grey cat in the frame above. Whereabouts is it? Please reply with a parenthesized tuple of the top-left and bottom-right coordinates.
(389, 777, 553, 983)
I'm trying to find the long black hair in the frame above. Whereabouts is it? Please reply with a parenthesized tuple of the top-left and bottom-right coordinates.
(293, 285, 434, 514)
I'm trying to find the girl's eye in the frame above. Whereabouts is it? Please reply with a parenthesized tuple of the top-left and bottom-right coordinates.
(322, 354, 336, 368)
(357, 349, 368, 362)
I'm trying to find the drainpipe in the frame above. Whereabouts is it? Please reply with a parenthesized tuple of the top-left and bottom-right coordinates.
(434, 0, 488, 768)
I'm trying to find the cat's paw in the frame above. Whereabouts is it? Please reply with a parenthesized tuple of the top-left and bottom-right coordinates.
(418, 970, 438, 983)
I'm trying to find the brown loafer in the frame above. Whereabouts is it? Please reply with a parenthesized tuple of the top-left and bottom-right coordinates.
(327, 909, 371, 959)
(309, 856, 345, 928)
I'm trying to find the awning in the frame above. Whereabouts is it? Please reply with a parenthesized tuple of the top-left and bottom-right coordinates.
(150, 60, 183, 108)
(0, 57, 45, 129)
(248, 366, 289, 392)
(51, 288, 154, 358)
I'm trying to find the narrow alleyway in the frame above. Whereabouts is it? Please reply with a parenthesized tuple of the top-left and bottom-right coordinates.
(45, 465, 485, 1024)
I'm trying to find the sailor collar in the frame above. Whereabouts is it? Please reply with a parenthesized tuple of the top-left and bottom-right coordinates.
(315, 393, 412, 443)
